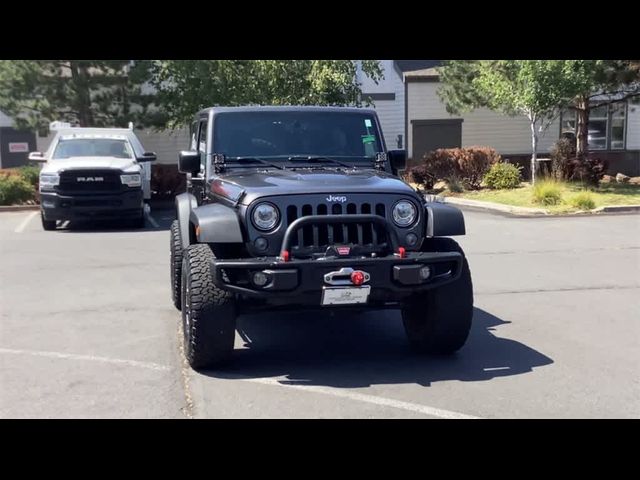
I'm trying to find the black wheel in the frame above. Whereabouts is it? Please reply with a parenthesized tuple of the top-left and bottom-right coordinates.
(401, 238, 473, 354)
(170, 220, 183, 310)
(181, 243, 237, 369)
(41, 211, 56, 231)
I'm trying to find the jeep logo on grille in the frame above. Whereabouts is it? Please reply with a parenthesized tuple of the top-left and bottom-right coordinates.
(326, 195, 347, 203)
(77, 177, 104, 182)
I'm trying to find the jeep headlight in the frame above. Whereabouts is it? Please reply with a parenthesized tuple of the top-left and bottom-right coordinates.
(39, 174, 60, 190)
(120, 174, 141, 187)
(392, 200, 417, 227)
(252, 202, 280, 231)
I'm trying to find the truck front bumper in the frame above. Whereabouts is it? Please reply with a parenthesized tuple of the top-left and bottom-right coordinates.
(40, 190, 144, 222)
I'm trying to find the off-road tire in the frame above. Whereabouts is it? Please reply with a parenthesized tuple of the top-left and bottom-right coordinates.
(181, 243, 237, 369)
(401, 238, 473, 354)
(41, 212, 56, 231)
(170, 220, 183, 310)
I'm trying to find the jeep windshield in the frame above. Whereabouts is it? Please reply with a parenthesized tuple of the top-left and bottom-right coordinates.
(52, 138, 134, 159)
(213, 111, 384, 167)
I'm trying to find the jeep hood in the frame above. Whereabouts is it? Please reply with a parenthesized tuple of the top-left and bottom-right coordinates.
(213, 168, 418, 205)
(41, 157, 140, 174)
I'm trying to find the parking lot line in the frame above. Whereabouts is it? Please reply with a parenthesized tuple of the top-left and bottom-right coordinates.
(239, 376, 482, 419)
(14, 211, 38, 233)
(0, 347, 172, 372)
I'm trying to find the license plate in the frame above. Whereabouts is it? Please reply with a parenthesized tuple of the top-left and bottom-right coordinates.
(321, 286, 371, 306)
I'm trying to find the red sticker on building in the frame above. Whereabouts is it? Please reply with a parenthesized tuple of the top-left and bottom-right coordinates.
(9, 143, 29, 153)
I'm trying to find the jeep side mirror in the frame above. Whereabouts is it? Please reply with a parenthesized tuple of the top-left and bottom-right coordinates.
(178, 151, 201, 175)
(28, 151, 47, 163)
(137, 151, 157, 162)
(388, 150, 406, 175)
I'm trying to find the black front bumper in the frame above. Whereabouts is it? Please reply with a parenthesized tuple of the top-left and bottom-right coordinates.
(211, 251, 462, 308)
(40, 190, 144, 221)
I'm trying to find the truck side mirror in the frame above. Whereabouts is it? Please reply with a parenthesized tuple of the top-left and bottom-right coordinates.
(388, 150, 406, 176)
(137, 151, 157, 162)
(178, 151, 201, 175)
(28, 151, 47, 163)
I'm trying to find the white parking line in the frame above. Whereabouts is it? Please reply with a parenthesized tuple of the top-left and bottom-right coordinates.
(145, 212, 159, 228)
(0, 347, 172, 372)
(14, 211, 38, 233)
(240, 376, 481, 419)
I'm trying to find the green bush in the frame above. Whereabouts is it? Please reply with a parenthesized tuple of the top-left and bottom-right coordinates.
(0, 175, 35, 205)
(532, 180, 563, 206)
(483, 162, 522, 189)
(19, 165, 40, 187)
(570, 191, 596, 210)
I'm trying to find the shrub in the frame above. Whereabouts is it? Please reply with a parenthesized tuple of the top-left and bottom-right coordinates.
(447, 176, 464, 193)
(407, 146, 500, 190)
(19, 165, 40, 188)
(569, 156, 608, 187)
(570, 191, 596, 210)
(550, 138, 575, 181)
(532, 180, 563, 206)
(483, 162, 522, 189)
(0, 175, 35, 205)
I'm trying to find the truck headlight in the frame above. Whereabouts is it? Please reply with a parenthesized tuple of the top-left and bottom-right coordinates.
(252, 202, 280, 231)
(392, 200, 417, 227)
(120, 174, 141, 187)
(39, 174, 60, 190)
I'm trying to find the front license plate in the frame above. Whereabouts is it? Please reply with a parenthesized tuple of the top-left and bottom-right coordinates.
(321, 286, 371, 306)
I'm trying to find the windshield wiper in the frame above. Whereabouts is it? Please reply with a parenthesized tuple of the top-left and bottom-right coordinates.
(226, 157, 285, 170)
(287, 156, 354, 169)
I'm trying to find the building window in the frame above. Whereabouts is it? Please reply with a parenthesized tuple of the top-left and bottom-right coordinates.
(559, 102, 626, 150)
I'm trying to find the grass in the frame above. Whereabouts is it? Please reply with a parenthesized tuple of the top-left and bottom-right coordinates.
(437, 181, 640, 214)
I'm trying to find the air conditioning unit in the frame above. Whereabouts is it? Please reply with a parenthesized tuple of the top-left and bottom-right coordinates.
(49, 121, 72, 130)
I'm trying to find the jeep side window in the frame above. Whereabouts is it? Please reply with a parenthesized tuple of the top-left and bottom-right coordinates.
(197, 121, 208, 176)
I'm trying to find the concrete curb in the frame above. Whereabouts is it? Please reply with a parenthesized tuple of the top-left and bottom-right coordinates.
(0, 205, 40, 212)
(425, 194, 640, 217)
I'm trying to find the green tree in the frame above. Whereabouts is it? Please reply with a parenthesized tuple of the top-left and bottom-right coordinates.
(439, 60, 573, 184)
(560, 60, 640, 159)
(150, 60, 382, 128)
(0, 60, 160, 131)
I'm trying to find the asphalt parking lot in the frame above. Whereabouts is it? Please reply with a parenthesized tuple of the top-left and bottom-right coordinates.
(1, 207, 639, 418)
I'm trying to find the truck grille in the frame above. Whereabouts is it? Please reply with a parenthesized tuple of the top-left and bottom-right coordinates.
(58, 170, 121, 194)
(285, 202, 388, 255)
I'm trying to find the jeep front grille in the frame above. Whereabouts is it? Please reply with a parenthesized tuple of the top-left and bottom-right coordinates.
(284, 202, 388, 255)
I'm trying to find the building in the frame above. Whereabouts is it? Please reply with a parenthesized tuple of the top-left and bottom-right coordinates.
(359, 60, 640, 177)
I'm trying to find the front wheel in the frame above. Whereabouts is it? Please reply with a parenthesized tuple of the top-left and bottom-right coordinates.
(181, 243, 237, 369)
(401, 238, 473, 354)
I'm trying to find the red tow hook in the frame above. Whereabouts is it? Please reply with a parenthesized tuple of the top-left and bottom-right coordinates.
(350, 270, 365, 286)
(280, 250, 290, 262)
(398, 247, 406, 258)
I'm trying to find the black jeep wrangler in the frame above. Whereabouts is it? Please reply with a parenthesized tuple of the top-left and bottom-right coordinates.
(171, 106, 472, 368)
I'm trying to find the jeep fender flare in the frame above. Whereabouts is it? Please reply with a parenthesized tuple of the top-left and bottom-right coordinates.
(189, 203, 245, 245)
(175, 193, 199, 250)
(425, 202, 466, 237)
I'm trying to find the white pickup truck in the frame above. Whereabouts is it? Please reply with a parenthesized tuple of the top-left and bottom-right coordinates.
(29, 123, 156, 230)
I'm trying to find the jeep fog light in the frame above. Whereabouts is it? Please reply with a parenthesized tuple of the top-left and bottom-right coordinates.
(405, 232, 418, 246)
(253, 271, 270, 287)
(419, 266, 431, 280)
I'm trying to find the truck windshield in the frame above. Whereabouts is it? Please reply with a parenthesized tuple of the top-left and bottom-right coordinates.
(52, 138, 133, 159)
(213, 111, 384, 163)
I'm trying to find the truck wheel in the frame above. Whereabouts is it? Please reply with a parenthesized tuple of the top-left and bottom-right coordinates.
(170, 220, 183, 310)
(131, 211, 145, 228)
(41, 212, 57, 231)
(181, 243, 237, 369)
(401, 238, 473, 354)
